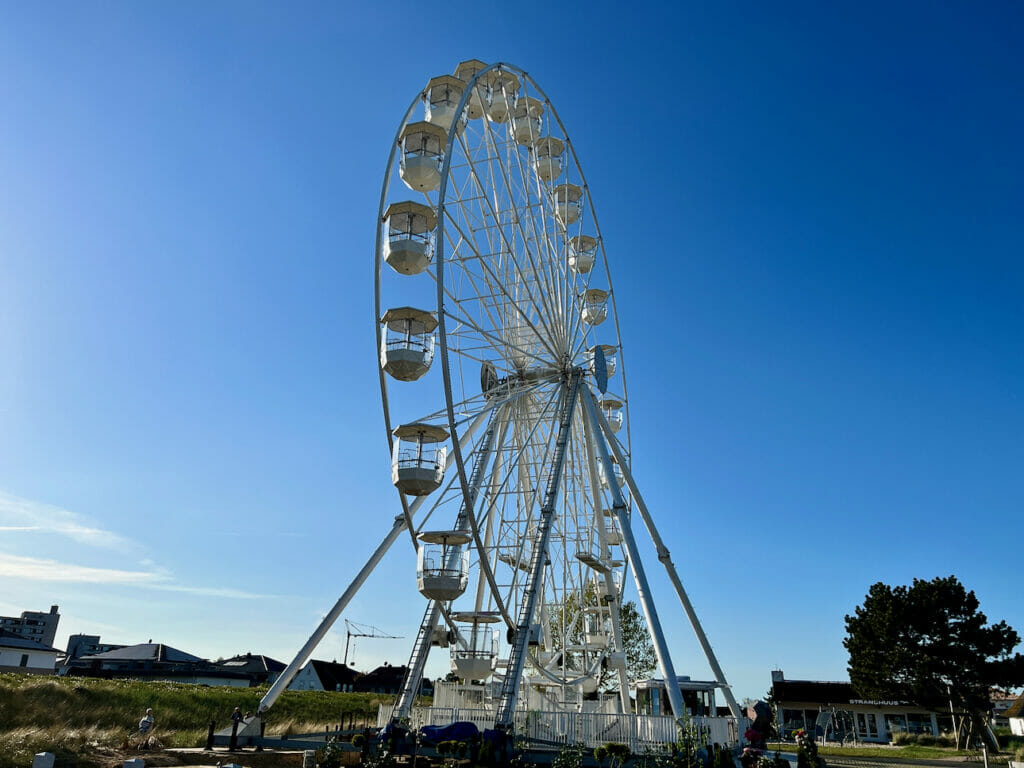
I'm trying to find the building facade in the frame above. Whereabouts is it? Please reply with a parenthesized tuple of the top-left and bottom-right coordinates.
(63, 642, 249, 686)
(64, 634, 126, 661)
(1006, 693, 1024, 737)
(635, 677, 720, 717)
(0, 605, 60, 648)
(289, 660, 434, 696)
(290, 659, 360, 692)
(771, 670, 955, 743)
(0, 629, 60, 674)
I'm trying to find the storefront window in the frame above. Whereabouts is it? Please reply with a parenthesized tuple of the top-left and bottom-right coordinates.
(781, 709, 806, 738)
(856, 713, 882, 739)
(906, 713, 933, 735)
(885, 714, 907, 738)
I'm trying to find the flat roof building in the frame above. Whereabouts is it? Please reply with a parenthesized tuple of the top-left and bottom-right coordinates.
(0, 605, 60, 648)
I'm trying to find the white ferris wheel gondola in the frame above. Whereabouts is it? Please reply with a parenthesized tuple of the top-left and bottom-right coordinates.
(379, 306, 437, 382)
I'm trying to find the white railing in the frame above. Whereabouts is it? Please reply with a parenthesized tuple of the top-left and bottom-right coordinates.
(377, 704, 739, 751)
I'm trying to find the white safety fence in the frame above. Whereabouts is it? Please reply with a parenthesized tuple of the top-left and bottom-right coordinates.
(377, 705, 739, 751)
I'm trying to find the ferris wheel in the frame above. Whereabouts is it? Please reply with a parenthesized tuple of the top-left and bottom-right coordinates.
(259, 61, 740, 733)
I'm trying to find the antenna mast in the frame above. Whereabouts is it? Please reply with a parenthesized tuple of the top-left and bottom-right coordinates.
(343, 619, 402, 666)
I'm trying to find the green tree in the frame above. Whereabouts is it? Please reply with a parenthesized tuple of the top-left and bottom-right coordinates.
(550, 583, 657, 688)
(843, 576, 1024, 747)
(618, 600, 657, 683)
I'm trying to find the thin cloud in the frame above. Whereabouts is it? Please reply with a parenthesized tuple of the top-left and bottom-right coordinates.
(148, 584, 271, 600)
(0, 553, 272, 600)
(0, 553, 159, 584)
(0, 491, 136, 550)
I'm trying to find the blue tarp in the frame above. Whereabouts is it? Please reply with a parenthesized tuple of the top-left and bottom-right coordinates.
(419, 721, 480, 744)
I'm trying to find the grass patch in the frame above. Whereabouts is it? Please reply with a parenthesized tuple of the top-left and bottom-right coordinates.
(766, 741, 979, 759)
(0, 672, 399, 768)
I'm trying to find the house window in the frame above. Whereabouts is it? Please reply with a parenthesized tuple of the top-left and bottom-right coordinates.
(20, 654, 29, 667)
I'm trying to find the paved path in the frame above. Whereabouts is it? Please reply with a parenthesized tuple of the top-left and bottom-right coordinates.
(808, 754, 994, 768)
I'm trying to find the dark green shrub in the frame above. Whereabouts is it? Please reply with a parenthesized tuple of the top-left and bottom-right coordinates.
(553, 743, 586, 768)
(317, 742, 346, 768)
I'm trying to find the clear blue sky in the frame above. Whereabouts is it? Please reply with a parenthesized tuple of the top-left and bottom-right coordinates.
(1, 2, 1022, 702)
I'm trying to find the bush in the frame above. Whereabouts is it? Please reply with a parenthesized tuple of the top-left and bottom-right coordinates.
(317, 742, 347, 768)
(891, 732, 913, 746)
(553, 743, 586, 768)
(915, 734, 936, 747)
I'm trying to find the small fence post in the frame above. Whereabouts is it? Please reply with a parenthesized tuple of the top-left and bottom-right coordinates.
(205, 720, 215, 750)
(229, 719, 239, 751)
(256, 719, 265, 752)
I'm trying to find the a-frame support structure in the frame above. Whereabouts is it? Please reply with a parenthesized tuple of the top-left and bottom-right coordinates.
(260, 376, 741, 726)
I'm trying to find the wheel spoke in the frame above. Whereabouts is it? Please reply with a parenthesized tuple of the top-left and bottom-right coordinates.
(374, 63, 651, 725)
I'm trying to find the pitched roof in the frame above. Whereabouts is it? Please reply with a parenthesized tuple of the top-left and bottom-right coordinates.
(218, 653, 286, 673)
(358, 664, 409, 689)
(309, 660, 359, 690)
(80, 642, 203, 663)
(1006, 693, 1024, 719)
(0, 628, 60, 653)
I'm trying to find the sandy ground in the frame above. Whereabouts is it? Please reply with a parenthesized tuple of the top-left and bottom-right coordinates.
(75, 746, 307, 768)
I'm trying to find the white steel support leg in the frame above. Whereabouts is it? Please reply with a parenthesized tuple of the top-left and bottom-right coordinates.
(260, 407, 495, 715)
(580, 399, 632, 713)
(591, 400, 742, 721)
(580, 387, 686, 720)
(259, 514, 407, 713)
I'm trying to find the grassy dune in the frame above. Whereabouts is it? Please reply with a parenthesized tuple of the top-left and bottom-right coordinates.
(0, 673, 393, 767)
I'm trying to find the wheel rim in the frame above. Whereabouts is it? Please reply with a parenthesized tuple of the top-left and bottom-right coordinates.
(375, 62, 632, 704)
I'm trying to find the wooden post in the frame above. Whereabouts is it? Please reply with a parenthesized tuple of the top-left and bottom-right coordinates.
(205, 720, 215, 750)
(229, 719, 239, 751)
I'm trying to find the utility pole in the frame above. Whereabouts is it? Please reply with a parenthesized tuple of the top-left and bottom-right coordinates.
(343, 620, 402, 666)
